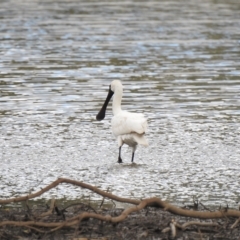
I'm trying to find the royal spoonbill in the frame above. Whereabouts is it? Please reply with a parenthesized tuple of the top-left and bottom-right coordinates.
(96, 80, 148, 163)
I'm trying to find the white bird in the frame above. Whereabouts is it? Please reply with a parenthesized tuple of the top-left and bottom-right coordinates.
(96, 80, 148, 163)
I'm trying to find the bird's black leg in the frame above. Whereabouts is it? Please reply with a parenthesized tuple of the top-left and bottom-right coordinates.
(118, 146, 123, 163)
(131, 152, 135, 162)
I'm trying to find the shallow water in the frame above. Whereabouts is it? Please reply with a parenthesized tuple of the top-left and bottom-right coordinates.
(1, 0, 240, 207)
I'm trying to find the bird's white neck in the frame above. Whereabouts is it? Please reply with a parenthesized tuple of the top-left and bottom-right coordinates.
(112, 88, 122, 115)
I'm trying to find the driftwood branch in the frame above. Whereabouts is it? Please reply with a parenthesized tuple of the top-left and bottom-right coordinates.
(1, 177, 240, 219)
(0, 177, 240, 235)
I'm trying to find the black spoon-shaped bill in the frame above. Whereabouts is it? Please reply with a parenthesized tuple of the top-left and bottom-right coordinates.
(96, 87, 114, 121)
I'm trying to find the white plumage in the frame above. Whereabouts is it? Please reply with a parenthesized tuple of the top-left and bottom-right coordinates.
(96, 80, 148, 163)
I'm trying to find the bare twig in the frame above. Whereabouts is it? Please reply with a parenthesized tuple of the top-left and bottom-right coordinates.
(24, 225, 46, 233)
(170, 220, 176, 238)
(179, 221, 220, 230)
(38, 198, 56, 219)
(231, 217, 240, 229)
(162, 220, 220, 235)
(62, 202, 97, 214)
(161, 227, 170, 233)
(198, 228, 203, 240)
(200, 202, 212, 212)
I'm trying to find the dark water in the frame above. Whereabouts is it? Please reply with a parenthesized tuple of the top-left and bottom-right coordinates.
(1, 0, 240, 207)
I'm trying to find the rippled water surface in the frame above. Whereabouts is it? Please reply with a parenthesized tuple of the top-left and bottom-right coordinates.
(1, 0, 240, 206)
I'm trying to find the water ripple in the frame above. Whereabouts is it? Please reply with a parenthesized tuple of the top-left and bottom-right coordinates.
(0, 0, 240, 207)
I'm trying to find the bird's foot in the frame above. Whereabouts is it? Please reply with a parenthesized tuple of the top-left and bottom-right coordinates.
(118, 157, 123, 163)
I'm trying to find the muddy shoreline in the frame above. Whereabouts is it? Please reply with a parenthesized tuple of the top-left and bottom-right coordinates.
(1, 199, 240, 240)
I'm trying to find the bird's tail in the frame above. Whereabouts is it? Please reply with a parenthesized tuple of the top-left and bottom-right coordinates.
(132, 133, 149, 147)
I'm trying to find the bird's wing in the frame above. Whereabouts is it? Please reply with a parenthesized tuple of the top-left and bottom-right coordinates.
(111, 111, 147, 136)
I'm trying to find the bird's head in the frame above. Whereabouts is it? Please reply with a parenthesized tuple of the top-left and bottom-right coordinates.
(96, 80, 122, 121)
(109, 80, 123, 93)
